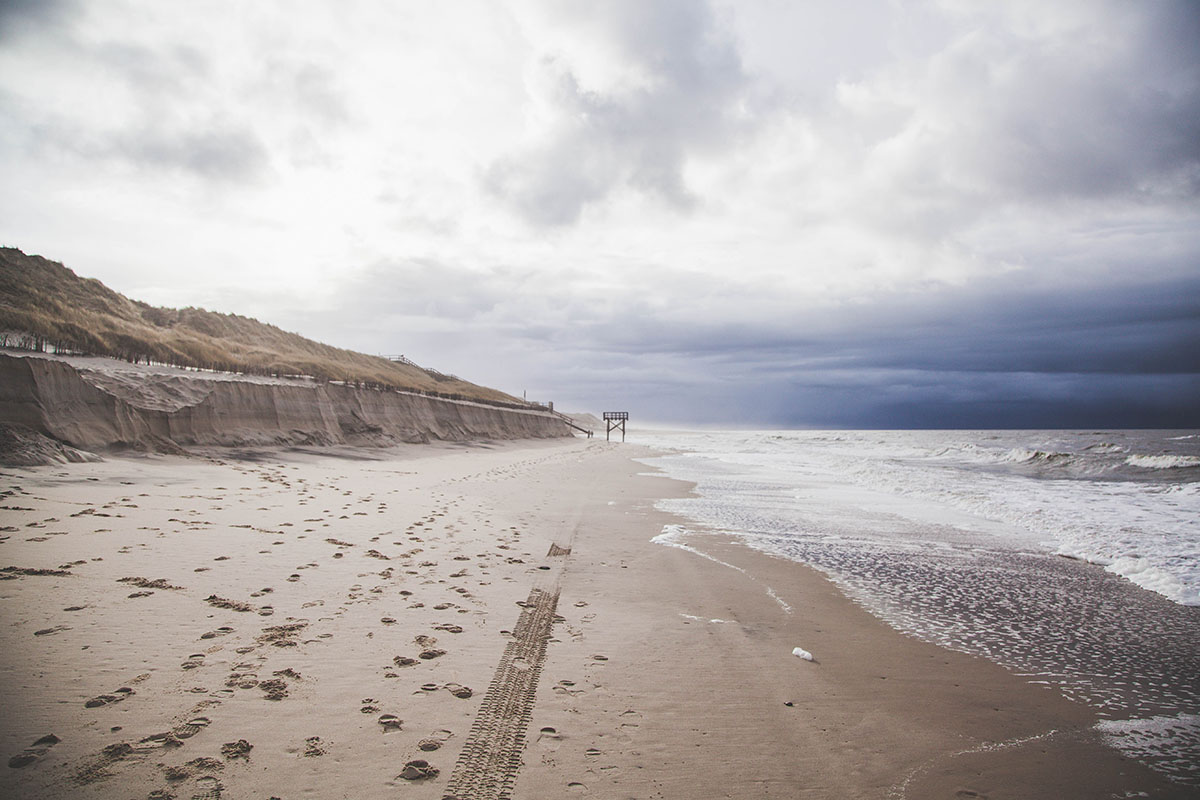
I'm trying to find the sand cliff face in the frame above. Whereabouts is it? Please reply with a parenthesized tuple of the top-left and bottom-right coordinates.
(0, 353, 568, 452)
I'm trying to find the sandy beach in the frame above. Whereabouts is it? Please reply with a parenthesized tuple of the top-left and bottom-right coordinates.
(0, 438, 1187, 799)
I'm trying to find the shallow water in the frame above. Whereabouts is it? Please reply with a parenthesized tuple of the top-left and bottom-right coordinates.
(636, 429, 1200, 786)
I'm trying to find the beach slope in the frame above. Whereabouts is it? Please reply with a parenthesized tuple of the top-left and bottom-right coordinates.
(0, 441, 1183, 798)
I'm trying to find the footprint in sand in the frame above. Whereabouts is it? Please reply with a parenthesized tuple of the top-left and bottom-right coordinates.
(378, 714, 403, 732)
(554, 680, 584, 697)
(303, 736, 326, 757)
(538, 727, 564, 751)
(34, 625, 70, 636)
(73, 741, 136, 784)
(84, 687, 134, 708)
(259, 678, 288, 701)
(398, 759, 439, 781)
(172, 716, 212, 740)
(191, 774, 224, 799)
(162, 764, 191, 782)
(200, 627, 235, 640)
(220, 740, 252, 761)
(7, 734, 61, 768)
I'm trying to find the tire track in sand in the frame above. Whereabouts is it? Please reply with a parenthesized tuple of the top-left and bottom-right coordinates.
(441, 584, 561, 800)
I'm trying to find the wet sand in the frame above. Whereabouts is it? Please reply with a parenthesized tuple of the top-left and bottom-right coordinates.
(0, 439, 1186, 798)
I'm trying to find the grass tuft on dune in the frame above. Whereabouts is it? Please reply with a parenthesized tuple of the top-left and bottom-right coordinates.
(0, 247, 522, 406)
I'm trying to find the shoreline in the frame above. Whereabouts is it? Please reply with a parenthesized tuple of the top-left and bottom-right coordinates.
(522, 446, 1185, 799)
(0, 439, 1187, 798)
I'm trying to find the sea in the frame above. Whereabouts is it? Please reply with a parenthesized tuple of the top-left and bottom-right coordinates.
(633, 429, 1200, 786)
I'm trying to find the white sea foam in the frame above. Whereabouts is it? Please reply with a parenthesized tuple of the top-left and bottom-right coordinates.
(1125, 454, 1200, 470)
(765, 586, 793, 614)
(651, 525, 746, 575)
(1097, 713, 1200, 782)
(635, 429, 1200, 785)
(680, 431, 1200, 607)
(652, 524, 792, 614)
(1103, 555, 1194, 602)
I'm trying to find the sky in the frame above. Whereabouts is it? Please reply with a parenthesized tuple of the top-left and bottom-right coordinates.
(1, 0, 1198, 428)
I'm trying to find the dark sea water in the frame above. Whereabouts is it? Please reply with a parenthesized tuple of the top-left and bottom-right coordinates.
(635, 429, 1200, 786)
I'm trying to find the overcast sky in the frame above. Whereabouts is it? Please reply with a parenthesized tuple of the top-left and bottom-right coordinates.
(2, 0, 1198, 427)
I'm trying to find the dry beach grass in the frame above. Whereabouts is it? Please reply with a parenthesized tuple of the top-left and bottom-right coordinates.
(0, 247, 518, 405)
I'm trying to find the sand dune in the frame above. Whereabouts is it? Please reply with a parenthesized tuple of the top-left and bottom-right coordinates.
(0, 352, 568, 460)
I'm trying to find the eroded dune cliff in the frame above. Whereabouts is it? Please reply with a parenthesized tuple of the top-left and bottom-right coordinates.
(0, 353, 568, 456)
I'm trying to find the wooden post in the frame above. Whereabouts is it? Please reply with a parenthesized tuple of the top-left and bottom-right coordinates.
(603, 411, 628, 442)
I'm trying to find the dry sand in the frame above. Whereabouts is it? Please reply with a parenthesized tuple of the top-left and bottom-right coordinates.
(0, 439, 1186, 798)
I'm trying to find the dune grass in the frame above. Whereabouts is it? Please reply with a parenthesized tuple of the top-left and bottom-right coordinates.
(0, 247, 525, 406)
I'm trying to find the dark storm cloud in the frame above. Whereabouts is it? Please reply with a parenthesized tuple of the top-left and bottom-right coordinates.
(0, 0, 75, 42)
(532, 269, 1200, 374)
(509, 271, 1200, 427)
(300, 255, 1199, 428)
(485, 0, 748, 225)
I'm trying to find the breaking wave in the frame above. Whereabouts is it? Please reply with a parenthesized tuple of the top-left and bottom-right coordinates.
(1126, 454, 1200, 470)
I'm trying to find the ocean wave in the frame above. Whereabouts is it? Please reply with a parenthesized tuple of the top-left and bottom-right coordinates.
(1125, 454, 1200, 470)
(1083, 442, 1127, 454)
(1002, 448, 1076, 465)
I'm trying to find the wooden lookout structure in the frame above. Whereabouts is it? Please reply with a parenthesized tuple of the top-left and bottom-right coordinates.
(552, 410, 593, 438)
(603, 411, 629, 442)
